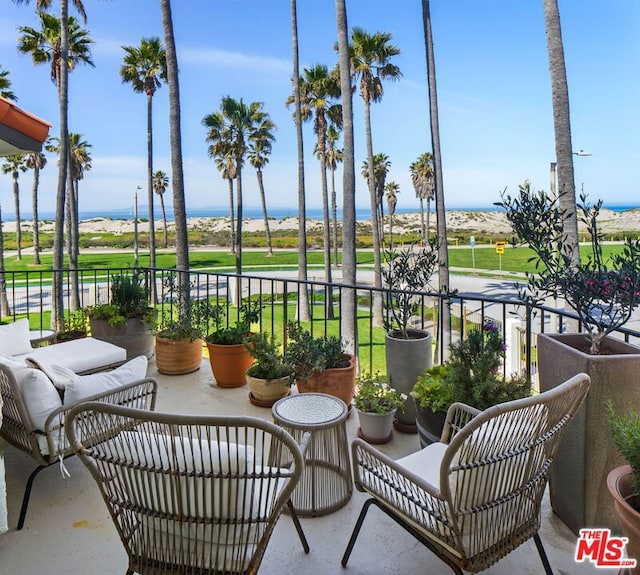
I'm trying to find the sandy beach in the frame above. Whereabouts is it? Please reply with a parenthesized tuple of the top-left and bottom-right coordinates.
(4, 208, 640, 235)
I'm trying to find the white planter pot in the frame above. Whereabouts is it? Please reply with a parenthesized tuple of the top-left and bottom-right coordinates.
(356, 408, 396, 444)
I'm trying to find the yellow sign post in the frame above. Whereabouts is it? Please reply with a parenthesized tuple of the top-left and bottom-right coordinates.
(495, 241, 506, 275)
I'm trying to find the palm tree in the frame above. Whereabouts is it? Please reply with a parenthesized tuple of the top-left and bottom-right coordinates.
(289, 64, 342, 313)
(410, 152, 435, 240)
(334, 0, 357, 352)
(209, 146, 236, 254)
(1, 155, 27, 260)
(160, 0, 189, 310)
(15, 0, 90, 329)
(24, 150, 47, 264)
(248, 118, 277, 256)
(0, 205, 11, 316)
(361, 152, 390, 246)
(152, 170, 169, 248)
(120, 37, 167, 277)
(0, 65, 17, 101)
(543, 0, 579, 267)
(349, 27, 401, 326)
(326, 125, 343, 266)
(385, 181, 399, 248)
(203, 97, 271, 276)
(290, 0, 310, 321)
(422, 0, 450, 358)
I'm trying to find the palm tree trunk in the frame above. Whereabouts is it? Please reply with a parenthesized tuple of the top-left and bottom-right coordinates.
(12, 173, 21, 261)
(159, 192, 168, 248)
(423, 0, 450, 361)
(235, 158, 243, 280)
(227, 177, 235, 254)
(330, 163, 339, 267)
(335, 0, 357, 353)
(320, 157, 334, 319)
(291, 0, 310, 321)
(419, 196, 426, 239)
(426, 196, 431, 239)
(52, 0, 70, 331)
(147, 92, 157, 303)
(256, 169, 273, 256)
(364, 101, 383, 327)
(32, 164, 41, 265)
(0, 206, 12, 317)
(389, 213, 394, 248)
(160, 0, 190, 312)
(68, 176, 80, 310)
(543, 0, 579, 267)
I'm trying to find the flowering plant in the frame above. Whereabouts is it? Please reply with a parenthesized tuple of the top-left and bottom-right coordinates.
(497, 183, 640, 354)
(354, 373, 407, 414)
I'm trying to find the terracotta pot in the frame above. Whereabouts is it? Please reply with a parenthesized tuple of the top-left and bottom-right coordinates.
(155, 336, 203, 375)
(246, 373, 291, 406)
(356, 409, 395, 444)
(414, 399, 447, 448)
(296, 354, 356, 407)
(607, 465, 640, 574)
(207, 342, 253, 388)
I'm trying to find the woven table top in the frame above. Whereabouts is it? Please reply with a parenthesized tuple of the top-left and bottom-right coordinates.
(273, 393, 347, 427)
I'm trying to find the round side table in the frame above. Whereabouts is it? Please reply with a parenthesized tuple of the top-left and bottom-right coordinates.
(272, 392, 352, 517)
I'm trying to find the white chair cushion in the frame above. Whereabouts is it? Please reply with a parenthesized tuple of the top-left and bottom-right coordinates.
(396, 441, 447, 490)
(19, 368, 63, 431)
(0, 319, 33, 357)
(26, 360, 76, 391)
(21, 337, 126, 375)
(63, 356, 147, 406)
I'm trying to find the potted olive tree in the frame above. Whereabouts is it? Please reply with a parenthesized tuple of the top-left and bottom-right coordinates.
(285, 321, 356, 409)
(607, 401, 640, 572)
(499, 183, 640, 533)
(244, 332, 293, 407)
(86, 273, 156, 359)
(382, 240, 438, 432)
(206, 300, 261, 388)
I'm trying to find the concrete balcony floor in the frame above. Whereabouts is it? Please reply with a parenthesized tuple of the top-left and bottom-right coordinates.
(1, 358, 598, 574)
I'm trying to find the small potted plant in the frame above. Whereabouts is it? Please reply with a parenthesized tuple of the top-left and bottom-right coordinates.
(85, 272, 156, 359)
(54, 309, 88, 343)
(607, 401, 640, 569)
(205, 300, 262, 388)
(284, 321, 356, 408)
(382, 240, 438, 432)
(354, 372, 406, 444)
(244, 332, 293, 407)
(155, 274, 209, 375)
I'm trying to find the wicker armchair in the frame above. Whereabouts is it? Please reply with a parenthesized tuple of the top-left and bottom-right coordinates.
(65, 403, 310, 575)
(0, 362, 157, 530)
(342, 372, 591, 574)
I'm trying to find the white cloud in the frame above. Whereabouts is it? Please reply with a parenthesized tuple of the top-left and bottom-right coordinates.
(181, 47, 290, 73)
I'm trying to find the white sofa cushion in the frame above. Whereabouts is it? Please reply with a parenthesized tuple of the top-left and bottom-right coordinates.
(0, 319, 33, 357)
(21, 337, 126, 375)
(20, 368, 63, 431)
(63, 356, 148, 406)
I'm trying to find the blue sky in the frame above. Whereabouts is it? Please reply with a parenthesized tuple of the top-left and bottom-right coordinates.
(1, 0, 639, 216)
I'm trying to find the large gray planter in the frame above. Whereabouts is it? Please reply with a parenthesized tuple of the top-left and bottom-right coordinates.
(385, 329, 432, 432)
(90, 317, 155, 360)
(538, 332, 640, 534)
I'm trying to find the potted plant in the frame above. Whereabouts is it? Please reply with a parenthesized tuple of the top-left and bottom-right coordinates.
(85, 272, 156, 359)
(382, 241, 438, 432)
(499, 183, 640, 533)
(154, 274, 209, 375)
(54, 309, 88, 343)
(244, 332, 293, 407)
(412, 322, 531, 448)
(205, 300, 261, 388)
(285, 321, 356, 408)
(607, 401, 640, 572)
(353, 372, 407, 444)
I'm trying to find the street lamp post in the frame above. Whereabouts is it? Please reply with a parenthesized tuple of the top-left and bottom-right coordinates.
(134, 185, 141, 268)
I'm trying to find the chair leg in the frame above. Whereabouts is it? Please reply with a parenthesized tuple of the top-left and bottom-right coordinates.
(341, 497, 376, 567)
(17, 465, 46, 530)
(534, 533, 554, 575)
(287, 499, 310, 554)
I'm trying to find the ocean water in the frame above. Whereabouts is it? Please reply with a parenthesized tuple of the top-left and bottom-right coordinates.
(5, 203, 638, 222)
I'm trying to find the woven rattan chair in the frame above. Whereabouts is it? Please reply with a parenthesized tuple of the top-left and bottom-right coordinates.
(342, 372, 591, 574)
(0, 362, 157, 529)
(65, 403, 310, 575)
